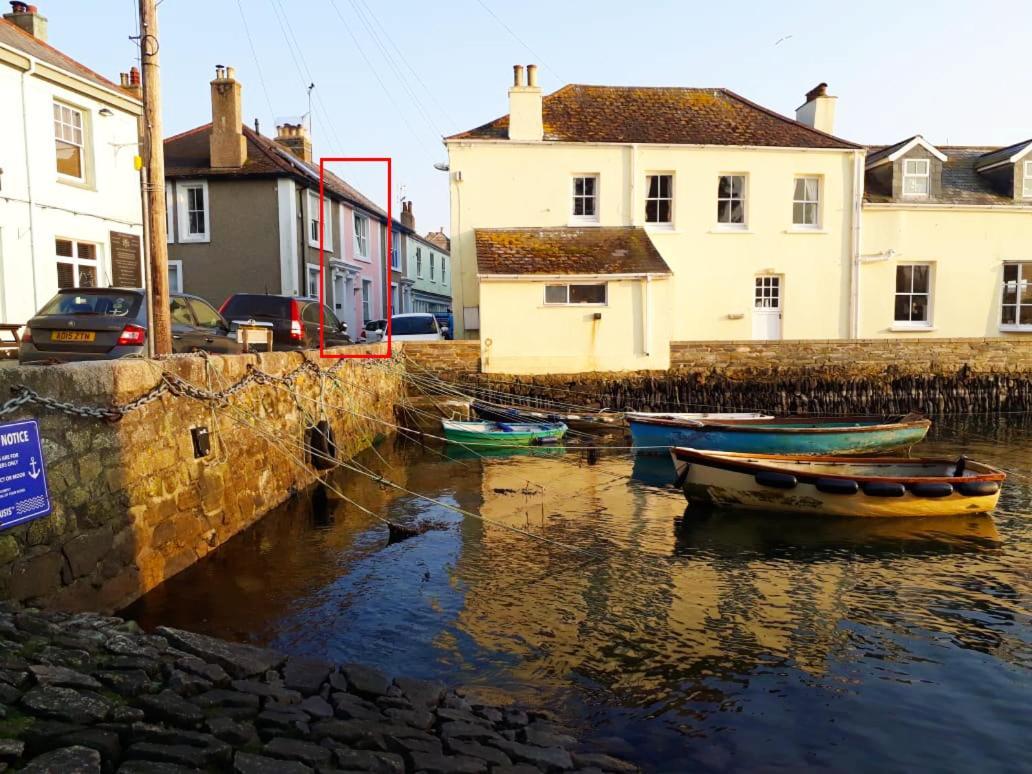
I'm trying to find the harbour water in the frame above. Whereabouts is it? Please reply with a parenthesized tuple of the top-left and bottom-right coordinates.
(126, 415, 1032, 773)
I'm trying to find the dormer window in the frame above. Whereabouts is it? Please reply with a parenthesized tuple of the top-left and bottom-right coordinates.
(1023, 161, 1032, 198)
(902, 159, 930, 196)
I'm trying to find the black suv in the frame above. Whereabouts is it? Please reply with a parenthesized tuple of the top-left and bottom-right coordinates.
(219, 294, 351, 351)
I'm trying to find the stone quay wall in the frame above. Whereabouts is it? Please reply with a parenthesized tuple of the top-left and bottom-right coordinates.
(0, 604, 633, 773)
(0, 347, 403, 613)
(402, 338, 1032, 414)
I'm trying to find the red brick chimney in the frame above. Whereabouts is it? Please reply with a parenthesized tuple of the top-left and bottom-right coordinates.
(400, 200, 415, 230)
(119, 66, 142, 100)
(4, 2, 48, 41)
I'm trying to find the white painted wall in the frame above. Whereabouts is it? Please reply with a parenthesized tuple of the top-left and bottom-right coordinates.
(0, 50, 143, 325)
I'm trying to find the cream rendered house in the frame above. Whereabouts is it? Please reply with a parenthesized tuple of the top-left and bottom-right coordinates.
(446, 69, 863, 373)
(859, 136, 1032, 337)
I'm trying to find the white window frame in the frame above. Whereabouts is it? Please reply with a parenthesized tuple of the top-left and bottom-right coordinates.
(176, 181, 210, 243)
(893, 263, 933, 328)
(645, 173, 673, 226)
(717, 174, 747, 228)
(165, 182, 174, 243)
(571, 174, 600, 224)
(416, 247, 423, 278)
(353, 213, 370, 261)
(542, 283, 608, 306)
(53, 100, 87, 184)
(902, 158, 930, 197)
(307, 191, 320, 248)
(391, 233, 401, 270)
(322, 197, 333, 252)
(306, 263, 321, 300)
(1023, 161, 1032, 199)
(55, 238, 100, 289)
(441, 257, 447, 286)
(167, 260, 184, 293)
(792, 176, 821, 229)
(361, 279, 373, 322)
(429, 253, 435, 282)
(1001, 261, 1032, 331)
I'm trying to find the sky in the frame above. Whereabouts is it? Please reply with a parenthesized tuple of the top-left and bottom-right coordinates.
(38, 0, 1032, 233)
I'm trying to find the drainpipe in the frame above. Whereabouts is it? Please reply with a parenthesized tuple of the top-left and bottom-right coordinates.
(643, 274, 652, 357)
(629, 143, 639, 225)
(19, 66, 39, 320)
(849, 150, 864, 339)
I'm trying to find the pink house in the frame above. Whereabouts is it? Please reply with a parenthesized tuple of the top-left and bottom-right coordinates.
(330, 194, 386, 337)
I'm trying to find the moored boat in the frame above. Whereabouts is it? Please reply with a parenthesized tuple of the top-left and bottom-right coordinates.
(472, 400, 624, 433)
(630, 413, 930, 455)
(442, 419, 567, 447)
(670, 447, 1005, 518)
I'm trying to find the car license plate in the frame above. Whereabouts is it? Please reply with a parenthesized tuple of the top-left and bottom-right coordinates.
(51, 330, 95, 342)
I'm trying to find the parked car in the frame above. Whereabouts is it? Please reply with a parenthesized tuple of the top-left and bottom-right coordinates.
(433, 312, 454, 340)
(389, 313, 444, 341)
(19, 288, 241, 364)
(359, 319, 387, 343)
(219, 293, 351, 351)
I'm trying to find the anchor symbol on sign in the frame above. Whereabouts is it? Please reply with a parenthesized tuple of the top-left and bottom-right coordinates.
(27, 458, 40, 480)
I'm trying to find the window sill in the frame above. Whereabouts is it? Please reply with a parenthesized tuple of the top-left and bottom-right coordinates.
(709, 227, 752, 234)
(999, 325, 1032, 333)
(179, 235, 210, 244)
(540, 305, 608, 309)
(890, 324, 936, 332)
(644, 223, 674, 231)
(57, 176, 94, 192)
(568, 220, 601, 227)
(785, 227, 827, 234)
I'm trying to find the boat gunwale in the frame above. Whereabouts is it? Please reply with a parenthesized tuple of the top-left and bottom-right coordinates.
(670, 447, 1006, 485)
(632, 414, 930, 435)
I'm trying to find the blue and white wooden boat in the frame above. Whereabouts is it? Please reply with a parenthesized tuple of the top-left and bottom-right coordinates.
(629, 413, 930, 455)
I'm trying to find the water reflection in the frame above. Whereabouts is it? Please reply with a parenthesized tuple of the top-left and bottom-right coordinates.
(126, 418, 1032, 773)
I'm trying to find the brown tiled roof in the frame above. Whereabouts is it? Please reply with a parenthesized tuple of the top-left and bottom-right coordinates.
(164, 124, 386, 218)
(449, 84, 860, 149)
(864, 145, 1027, 206)
(475, 227, 672, 276)
(0, 18, 133, 97)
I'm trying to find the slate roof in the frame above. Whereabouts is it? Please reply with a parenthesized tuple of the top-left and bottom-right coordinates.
(0, 18, 133, 97)
(974, 139, 1032, 170)
(864, 145, 1024, 205)
(164, 124, 386, 218)
(449, 84, 860, 149)
(864, 135, 919, 167)
(475, 227, 672, 276)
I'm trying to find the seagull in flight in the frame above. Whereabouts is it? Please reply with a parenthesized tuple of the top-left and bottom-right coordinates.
(774, 34, 794, 46)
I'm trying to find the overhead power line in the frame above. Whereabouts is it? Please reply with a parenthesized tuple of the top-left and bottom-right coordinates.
(474, 0, 561, 82)
(235, 0, 276, 127)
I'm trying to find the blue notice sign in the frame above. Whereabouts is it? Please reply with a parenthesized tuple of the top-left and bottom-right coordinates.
(0, 420, 51, 530)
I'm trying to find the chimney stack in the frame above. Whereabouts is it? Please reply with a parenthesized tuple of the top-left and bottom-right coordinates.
(4, 2, 48, 41)
(210, 65, 246, 168)
(119, 66, 142, 99)
(507, 63, 542, 142)
(400, 200, 415, 230)
(274, 122, 312, 163)
(795, 82, 837, 135)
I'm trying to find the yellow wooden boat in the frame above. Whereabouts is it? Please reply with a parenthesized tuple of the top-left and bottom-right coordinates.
(671, 448, 1005, 518)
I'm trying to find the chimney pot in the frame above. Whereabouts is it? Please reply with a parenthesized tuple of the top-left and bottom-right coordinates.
(526, 64, 538, 87)
(210, 64, 247, 168)
(795, 82, 836, 135)
(274, 122, 313, 163)
(512, 64, 525, 88)
(129, 66, 140, 86)
(5, 1, 47, 41)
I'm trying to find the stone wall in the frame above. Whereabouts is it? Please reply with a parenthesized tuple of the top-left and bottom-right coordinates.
(401, 341, 481, 377)
(0, 346, 403, 613)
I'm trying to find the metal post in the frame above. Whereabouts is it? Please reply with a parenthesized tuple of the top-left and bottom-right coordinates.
(139, 0, 171, 354)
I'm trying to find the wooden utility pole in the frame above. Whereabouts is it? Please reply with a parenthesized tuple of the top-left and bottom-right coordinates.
(139, 0, 171, 354)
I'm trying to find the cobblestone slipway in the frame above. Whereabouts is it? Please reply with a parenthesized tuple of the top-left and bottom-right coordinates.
(0, 604, 637, 774)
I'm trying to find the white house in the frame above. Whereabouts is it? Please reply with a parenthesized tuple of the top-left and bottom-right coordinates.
(0, 3, 144, 327)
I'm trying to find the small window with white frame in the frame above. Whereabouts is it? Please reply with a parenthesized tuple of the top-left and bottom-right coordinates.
(167, 260, 183, 293)
(306, 264, 320, 299)
(416, 247, 423, 277)
(792, 176, 820, 228)
(1023, 161, 1032, 199)
(717, 175, 746, 226)
(571, 175, 599, 222)
(322, 197, 333, 252)
(543, 283, 607, 305)
(894, 263, 932, 326)
(430, 253, 435, 281)
(354, 213, 369, 260)
(1002, 262, 1032, 329)
(307, 191, 320, 247)
(441, 257, 447, 285)
(902, 158, 930, 196)
(165, 182, 174, 242)
(645, 174, 673, 225)
(55, 238, 99, 289)
(54, 101, 86, 182)
(176, 181, 210, 242)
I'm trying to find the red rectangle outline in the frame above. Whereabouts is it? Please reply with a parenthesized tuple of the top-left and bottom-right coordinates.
(318, 157, 393, 359)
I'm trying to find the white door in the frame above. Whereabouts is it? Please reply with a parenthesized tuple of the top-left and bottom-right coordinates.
(752, 276, 782, 340)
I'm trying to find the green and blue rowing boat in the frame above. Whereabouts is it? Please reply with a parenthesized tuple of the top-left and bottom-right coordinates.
(441, 419, 567, 447)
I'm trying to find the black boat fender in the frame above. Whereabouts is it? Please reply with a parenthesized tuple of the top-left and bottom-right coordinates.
(957, 481, 1000, 496)
(816, 478, 860, 495)
(307, 420, 338, 470)
(910, 482, 954, 498)
(755, 471, 798, 489)
(862, 481, 906, 497)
